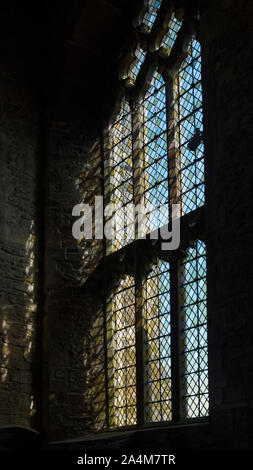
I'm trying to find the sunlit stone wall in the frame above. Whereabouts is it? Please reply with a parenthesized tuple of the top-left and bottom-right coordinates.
(46, 123, 104, 440)
(0, 77, 39, 428)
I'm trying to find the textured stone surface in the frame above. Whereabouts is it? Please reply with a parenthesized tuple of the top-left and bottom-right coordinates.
(45, 123, 104, 439)
(0, 77, 39, 428)
(201, 0, 253, 448)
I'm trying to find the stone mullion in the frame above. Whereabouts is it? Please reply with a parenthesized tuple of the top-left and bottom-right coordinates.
(173, 254, 185, 423)
(164, 74, 183, 423)
(102, 129, 116, 428)
(103, 129, 113, 255)
(166, 76, 181, 217)
(132, 100, 145, 239)
(100, 132, 109, 430)
(131, 100, 146, 425)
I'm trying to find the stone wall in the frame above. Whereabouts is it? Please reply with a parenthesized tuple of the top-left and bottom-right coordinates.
(201, 0, 253, 448)
(45, 123, 104, 440)
(0, 71, 39, 428)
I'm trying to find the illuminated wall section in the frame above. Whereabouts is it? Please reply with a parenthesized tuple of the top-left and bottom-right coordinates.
(175, 39, 204, 215)
(179, 240, 209, 418)
(89, 312, 107, 431)
(143, 260, 172, 422)
(107, 275, 137, 427)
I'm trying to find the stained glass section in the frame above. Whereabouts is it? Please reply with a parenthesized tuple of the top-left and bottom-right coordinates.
(143, 260, 172, 422)
(141, 72, 169, 235)
(175, 39, 204, 215)
(179, 240, 209, 419)
(107, 275, 137, 428)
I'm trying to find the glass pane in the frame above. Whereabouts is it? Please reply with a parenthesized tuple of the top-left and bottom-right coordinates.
(143, 260, 172, 423)
(175, 39, 205, 215)
(128, 44, 147, 84)
(143, 0, 162, 32)
(161, 15, 182, 54)
(179, 240, 209, 419)
(141, 72, 169, 234)
(106, 99, 134, 253)
(107, 275, 137, 428)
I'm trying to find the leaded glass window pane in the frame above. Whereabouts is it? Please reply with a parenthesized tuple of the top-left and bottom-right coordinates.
(102, 6, 208, 430)
(128, 44, 147, 85)
(141, 72, 169, 234)
(106, 99, 134, 253)
(175, 39, 204, 215)
(161, 15, 182, 54)
(143, 260, 172, 422)
(107, 275, 137, 427)
(179, 240, 209, 419)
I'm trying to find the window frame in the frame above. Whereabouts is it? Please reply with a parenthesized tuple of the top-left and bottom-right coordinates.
(97, 5, 209, 432)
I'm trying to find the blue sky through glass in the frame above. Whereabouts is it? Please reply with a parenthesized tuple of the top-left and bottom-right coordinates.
(129, 45, 147, 84)
(176, 39, 204, 215)
(143, 0, 162, 31)
(161, 16, 182, 53)
(142, 73, 169, 234)
(179, 240, 209, 418)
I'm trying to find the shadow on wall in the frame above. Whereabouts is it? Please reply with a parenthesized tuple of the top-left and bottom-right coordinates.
(84, 297, 107, 432)
(0, 220, 39, 428)
(76, 150, 107, 431)
(46, 253, 105, 440)
(75, 151, 103, 285)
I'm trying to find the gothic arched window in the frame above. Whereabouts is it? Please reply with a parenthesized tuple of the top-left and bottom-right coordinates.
(93, 2, 208, 431)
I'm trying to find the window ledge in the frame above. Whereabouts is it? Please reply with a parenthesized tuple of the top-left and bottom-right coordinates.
(50, 419, 210, 449)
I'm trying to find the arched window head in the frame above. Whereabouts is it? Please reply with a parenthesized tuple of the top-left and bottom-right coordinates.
(142, 0, 162, 32)
(99, 6, 209, 431)
(161, 14, 182, 54)
(128, 44, 147, 85)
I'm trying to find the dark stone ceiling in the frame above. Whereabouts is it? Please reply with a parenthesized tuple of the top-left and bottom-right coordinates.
(0, 0, 193, 129)
(0, 0, 143, 128)
(47, 0, 144, 126)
